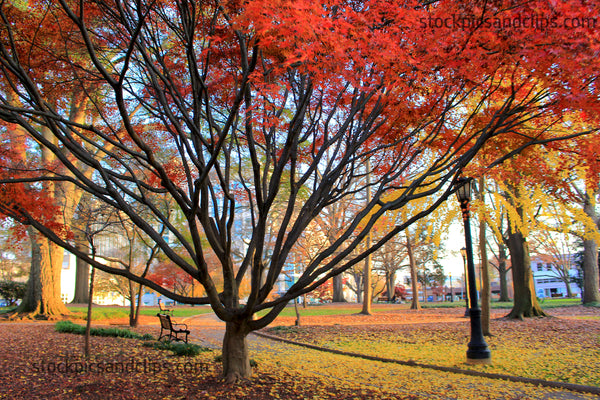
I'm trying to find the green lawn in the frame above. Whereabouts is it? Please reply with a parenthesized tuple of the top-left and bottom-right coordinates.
(66, 305, 212, 320)
(418, 297, 584, 309)
(257, 297, 587, 318)
(256, 306, 397, 318)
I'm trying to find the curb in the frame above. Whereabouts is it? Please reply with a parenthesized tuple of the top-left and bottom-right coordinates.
(252, 331, 600, 396)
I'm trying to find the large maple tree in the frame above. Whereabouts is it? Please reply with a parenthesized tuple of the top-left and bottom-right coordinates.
(0, 0, 598, 381)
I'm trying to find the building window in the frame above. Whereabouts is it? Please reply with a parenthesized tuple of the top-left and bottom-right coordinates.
(536, 263, 543, 272)
(546, 263, 552, 271)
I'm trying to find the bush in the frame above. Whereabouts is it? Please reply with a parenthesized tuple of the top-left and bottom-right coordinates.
(143, 340, 211, 357)
(55, 321, 153, 340)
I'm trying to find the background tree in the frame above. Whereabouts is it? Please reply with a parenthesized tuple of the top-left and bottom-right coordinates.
(0, 223, 29, 282)
(0, 280, 26, 306)
(0, 0, 598, 381)
(373, 235, 408, 301)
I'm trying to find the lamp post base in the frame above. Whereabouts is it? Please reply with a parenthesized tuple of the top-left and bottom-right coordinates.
(466, 354, 492, 365)
(466, 308, 491, 364)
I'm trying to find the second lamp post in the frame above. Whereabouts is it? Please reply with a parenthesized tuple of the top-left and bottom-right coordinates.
(456, 177, 491, 364)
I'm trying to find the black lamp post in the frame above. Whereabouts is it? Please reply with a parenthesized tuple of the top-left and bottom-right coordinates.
(456, 177, 491, 364)
(460, 247, 470, 316)
(449, 274, 453, 302)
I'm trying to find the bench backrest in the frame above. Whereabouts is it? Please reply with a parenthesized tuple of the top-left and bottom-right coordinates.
(157, 313, 172, 329)
(159, 302, 169, 311)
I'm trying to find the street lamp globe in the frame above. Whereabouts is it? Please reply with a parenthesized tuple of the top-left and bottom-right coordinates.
(455, 177, 473, 202)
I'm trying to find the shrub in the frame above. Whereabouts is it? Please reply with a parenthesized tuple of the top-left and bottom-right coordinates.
(55, 320, 153, 340)
(143, 340, 211, 357)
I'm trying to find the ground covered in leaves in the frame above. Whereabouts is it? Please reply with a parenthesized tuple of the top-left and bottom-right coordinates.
(1, 323, 401, 399)
(265, 306, 600, 387)
(1, 305, 599, 399)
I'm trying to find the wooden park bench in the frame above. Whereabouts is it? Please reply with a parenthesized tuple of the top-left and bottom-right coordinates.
(158, 299, 174, 315)
(157, 313, 190, 343)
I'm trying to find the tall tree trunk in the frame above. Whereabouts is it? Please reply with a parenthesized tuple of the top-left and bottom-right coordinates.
(360, 164, 372, 315)
(84, 265, 96, 359)
(17, 228, 68, 318)
(564, 276, 574, 298)
(360, 254, 372, 315)
(506, 229, 546, 319)
(71, 232, 90, 304)
(294, 297, 301, 326)
(497, 244, 511, 302)
(353, 273, 363, 303)
(478, 177, 491, 335)
(222, 320, 252, 383)
(478, 221, 491, 334)
(131, 282, 144, 327)
(332, 275, 345, 302)
(407, 233, 420, 310)
(386, 271, 396, 300)
(128, 279, 138, 327)
(582, 193, 600, 304)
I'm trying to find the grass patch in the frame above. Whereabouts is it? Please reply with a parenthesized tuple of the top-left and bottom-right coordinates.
(55, 320, 153, 340)
(420, 298, 584, 310)
(66, 305, 212, 321)
(538, 297, 582, 308)
(143, 340, 211, 357)
(256, 305, 392, 318)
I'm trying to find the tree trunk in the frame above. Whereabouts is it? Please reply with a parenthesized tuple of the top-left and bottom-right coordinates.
(84, 265, 96, 359)
(506, 229, 546, 319)
(478, 217, 491, 335)
(294, 297, 301, 326)
(582, 193, 600, 304)
(386, 271, 396, 300)
(131, 282, 144, 327)
(360, 254, 372, 315)
(497, 244, 511, 302)
(407, 234, 420, 310)
(353, 273, 363, 303)
(71, 233, 90, 304)
(16, 228, 69, 318)
(564, 277, 574, 298)
(332, 274, 345, 302)
(222, 320, 252, 383)
(581, 238, 600, 304)
(360, 165, 372, 315)
(128, 279, 137, 327)
(478, 177, 491, 335)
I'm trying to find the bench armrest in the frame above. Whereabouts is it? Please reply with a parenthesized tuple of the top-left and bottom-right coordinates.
(172, 322, 188, 330)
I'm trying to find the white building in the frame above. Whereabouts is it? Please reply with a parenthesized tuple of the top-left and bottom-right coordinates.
(531, 255, 581, 298)
(60, 250, 129, 306)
